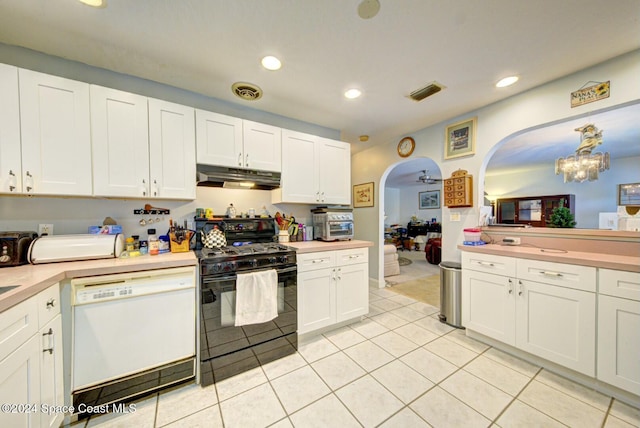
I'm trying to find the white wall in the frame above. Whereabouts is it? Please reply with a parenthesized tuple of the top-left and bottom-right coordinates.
(351, 50, 640, 286)
(485, 156, 640, 229)
(383, 188, 400, 226)
(0, 187, 317, 239)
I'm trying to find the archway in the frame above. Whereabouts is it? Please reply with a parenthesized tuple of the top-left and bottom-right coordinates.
(377, 157, 443, 287)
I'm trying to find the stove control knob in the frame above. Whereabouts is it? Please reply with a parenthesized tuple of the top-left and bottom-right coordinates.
(251, 259, 258, 268)
(278, 255, 288, 264)
(268, 257, 277, 264)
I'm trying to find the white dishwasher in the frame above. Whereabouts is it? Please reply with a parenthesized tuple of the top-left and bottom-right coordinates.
(71, 266, 196, 412)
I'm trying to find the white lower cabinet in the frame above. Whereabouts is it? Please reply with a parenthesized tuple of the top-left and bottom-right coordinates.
(0, 284, 64, 428)
(462, 252, 596, 376)
(297, 248, 368, 335)
(516, 279, 595, 376)
(597, 269, 640, 395)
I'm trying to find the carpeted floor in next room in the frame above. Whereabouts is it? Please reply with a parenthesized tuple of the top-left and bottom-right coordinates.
(385, 248, 441, 308)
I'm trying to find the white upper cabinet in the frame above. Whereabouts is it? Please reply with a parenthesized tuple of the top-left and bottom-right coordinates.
(19, 69, 92, 196)
(318, 138, 350, 205)
(242, 120, 281, 172)
(196, 110, 243, 168)
(0, 64, 21, 194)
(195, 111, 281, 172)
(91, 87, 196, 200)
(276, 130, 351, 204)
(148, 98, 196, 200)
(91, 85, 150, 198)
(279, 129, 319, 203)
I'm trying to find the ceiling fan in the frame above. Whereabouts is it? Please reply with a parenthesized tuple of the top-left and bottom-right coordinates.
(416, 170, 443, 184)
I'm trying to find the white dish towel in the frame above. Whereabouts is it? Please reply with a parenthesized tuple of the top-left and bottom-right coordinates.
(234, 269, 278, 327)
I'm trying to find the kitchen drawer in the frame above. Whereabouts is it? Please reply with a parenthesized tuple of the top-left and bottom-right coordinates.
(336, 247, 368, 266)
(0, 297, 38, 362)
(297, 251, 335, 273)
(599, 268, 640, 301)
(517, 259, 596, 292)
(462, 251, 516, 277)
(37, 284, 60, 327)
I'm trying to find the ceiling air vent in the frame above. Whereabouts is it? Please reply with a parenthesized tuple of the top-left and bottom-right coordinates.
(408, 81, 446, 102)
(232, 82, 263, 101)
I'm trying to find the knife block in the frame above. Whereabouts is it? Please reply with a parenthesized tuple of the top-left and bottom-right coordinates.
(169, 231, 192, 253)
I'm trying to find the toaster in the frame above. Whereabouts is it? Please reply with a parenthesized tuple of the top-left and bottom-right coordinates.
(0, 231, 38, 267)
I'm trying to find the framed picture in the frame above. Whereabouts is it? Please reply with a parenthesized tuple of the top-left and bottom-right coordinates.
(445, 117, 477, 159)
(618, 183, 640, 206)
(419, 190, 440, 209)
(353, 182, 374, 208)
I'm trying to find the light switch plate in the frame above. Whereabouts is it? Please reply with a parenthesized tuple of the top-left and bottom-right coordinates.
(450, 213, 461, 222)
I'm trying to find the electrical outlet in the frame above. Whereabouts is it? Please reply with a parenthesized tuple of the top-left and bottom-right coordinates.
(38, 224, 53, 236)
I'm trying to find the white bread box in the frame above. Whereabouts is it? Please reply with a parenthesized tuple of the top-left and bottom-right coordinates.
(28, 234, 125, 264)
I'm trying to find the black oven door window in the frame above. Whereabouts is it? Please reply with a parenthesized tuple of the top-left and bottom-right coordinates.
(200, 267, 297, 360)
(327, 221, 353, 237)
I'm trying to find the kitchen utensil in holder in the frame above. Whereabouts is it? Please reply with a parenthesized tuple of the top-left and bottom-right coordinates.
(170, 231, 193, 253)
(278, 229, 289, 243)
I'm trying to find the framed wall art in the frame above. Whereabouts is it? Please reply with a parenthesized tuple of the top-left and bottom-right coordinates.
(445, 117, 477, 159)
(353, 182, 374, 208)
(618, 182, 640, 206)
(419, 190, 440, 209)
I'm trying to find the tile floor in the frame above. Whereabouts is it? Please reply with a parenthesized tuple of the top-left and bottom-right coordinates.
(76, 285, 640, 428)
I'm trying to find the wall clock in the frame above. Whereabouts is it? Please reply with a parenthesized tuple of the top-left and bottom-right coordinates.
(397, 137, 415, 158)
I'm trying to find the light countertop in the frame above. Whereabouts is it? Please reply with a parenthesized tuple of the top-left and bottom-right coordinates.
(459, 243, 640, 273)
(286, 239, 374, 254)
(0, 252, 197, 313)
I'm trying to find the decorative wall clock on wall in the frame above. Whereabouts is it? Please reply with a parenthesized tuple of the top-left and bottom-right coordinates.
(397, 136, 415, 158)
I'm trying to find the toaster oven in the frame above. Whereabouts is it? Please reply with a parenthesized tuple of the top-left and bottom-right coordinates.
(312, 208, 354, 241)
(0, 231, 38, 267)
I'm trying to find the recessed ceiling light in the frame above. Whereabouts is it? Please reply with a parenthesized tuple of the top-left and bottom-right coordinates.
(261, 56, 282, 71)
(359, 135, 369, 142)
(78, 0, 106, 7)
(344, 88, 362, 99)
(496, 76, 519, 88)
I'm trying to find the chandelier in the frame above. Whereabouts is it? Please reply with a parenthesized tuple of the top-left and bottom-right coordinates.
(555, 123, 610, 183)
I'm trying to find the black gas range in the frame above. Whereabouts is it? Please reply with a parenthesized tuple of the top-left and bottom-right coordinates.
(195, 217, 298, 385)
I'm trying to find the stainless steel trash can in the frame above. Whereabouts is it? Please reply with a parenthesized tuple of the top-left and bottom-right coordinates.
(439, 261, 464, 328)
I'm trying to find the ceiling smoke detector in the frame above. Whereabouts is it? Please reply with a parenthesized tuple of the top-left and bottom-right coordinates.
(408, 82, 446, 102)
(231, 82, 263, 101)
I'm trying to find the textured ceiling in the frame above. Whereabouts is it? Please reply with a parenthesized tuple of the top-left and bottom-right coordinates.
(0, 0, 638, 161)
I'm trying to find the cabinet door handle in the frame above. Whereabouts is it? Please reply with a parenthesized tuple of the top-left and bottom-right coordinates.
(541, 271, 563, 278)
(142, 179, 147, 196)
(336, 268, 342, 280)
(42, 328, 54, 354)
(153, 179, 158, 197)
(508, 278, 513, 294)
(316, 191, 320, 202)
(518, 280, 523, 296)
(46, 298, 56, 309)
(477, 261, 495, 267)
(8, 169, 16, 192)
(238, 153, 243, 166)
(320, 191, 325, 202)
(311, 259, 325, 264)
(245, 153, 249, 167)
(25, 171, 33, 192)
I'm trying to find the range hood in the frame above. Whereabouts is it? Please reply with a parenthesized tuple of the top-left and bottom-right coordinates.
(196, 164, 281, 190)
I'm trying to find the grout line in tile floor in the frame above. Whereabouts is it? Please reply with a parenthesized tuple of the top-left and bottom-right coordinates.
(79, 285, 640, 428)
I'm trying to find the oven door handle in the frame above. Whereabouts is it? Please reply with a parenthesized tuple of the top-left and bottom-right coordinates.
(202, 265, 297, 284)
(276, 266, 297, 275)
